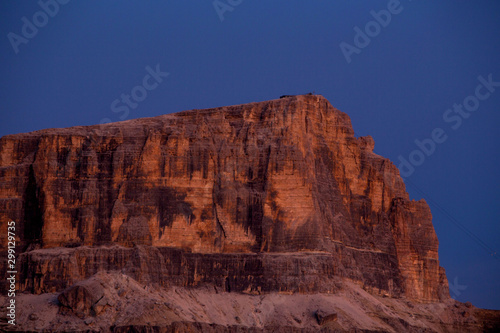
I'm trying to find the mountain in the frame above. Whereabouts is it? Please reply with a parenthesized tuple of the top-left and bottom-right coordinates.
(0, 94, 498, 332)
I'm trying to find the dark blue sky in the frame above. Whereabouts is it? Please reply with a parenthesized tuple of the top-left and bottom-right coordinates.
(1, 1, 499, 309)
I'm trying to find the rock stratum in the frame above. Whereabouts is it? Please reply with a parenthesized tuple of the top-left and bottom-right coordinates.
(0, 94, 498, 332)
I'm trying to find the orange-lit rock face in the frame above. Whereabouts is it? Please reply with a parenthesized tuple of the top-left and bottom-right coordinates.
(0, 95, 448, 301)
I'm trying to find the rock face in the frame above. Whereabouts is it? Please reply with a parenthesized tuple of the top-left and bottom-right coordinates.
(0, 94, 497, 332)
(17, 246, 345, 295)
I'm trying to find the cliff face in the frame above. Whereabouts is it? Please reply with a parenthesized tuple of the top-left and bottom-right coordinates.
(0, 94, 448, 303)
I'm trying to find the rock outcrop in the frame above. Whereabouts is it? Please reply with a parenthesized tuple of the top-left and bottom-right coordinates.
(0, 94, 498, 332)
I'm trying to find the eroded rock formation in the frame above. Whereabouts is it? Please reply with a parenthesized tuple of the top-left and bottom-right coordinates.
(0, 94, 497, 332)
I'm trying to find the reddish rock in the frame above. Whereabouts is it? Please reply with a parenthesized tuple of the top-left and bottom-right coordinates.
(0, 94, 498, 332)
(0, 94, 445, 301)
(58, 275, 105, 318)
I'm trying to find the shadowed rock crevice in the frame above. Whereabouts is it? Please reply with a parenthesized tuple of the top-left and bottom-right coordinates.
(157, 187, 194, 231)
(23, 164, 44, 248)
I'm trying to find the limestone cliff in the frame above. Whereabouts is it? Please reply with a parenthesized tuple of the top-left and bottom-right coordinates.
(1, 94, 445, 299)
(2, 94, 497, 332)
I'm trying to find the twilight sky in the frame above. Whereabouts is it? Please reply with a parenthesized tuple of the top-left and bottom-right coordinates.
(1, 1, 499, 309)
